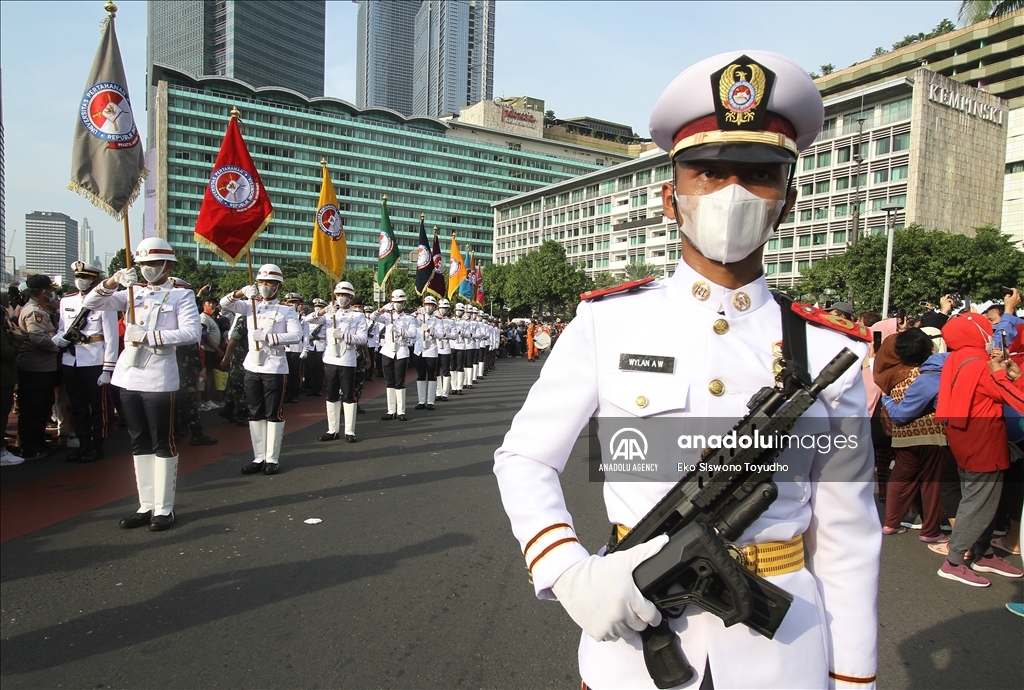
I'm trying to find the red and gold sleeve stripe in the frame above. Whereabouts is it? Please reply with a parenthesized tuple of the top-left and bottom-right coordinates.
(524, 523, 580, 573)
(830, 671, 876, 685)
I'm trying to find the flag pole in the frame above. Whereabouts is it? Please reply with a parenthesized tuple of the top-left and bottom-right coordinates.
(247, 249, 259, 351)
(122, 213, 135, 324)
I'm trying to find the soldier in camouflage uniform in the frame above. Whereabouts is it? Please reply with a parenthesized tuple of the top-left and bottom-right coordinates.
(171, 278, 218, 446)
(219, 314, 250, 426)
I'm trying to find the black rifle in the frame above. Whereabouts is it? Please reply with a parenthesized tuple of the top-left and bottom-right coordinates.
(63, 306, 93, 345)
(608, 347, 860, 689)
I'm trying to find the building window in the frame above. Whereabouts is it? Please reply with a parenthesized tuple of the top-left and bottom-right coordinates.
(571, 189, 584, 202)
(780, 261, 793, 273)
(889, 194, 907, 207)
(781, 237, 794, 249)
(799, 234, 811, 247)
(835, 176, 850, 190)
(873, 169, 889, 184)
(836, 147, 851, 164)
(635, 170, 651, 185)
(881, 97, 912, 124)
(798, 259, 811, 272)
(813, 232, 827, 245)
(618, 175, 633, 191)
(815, 180, 830, 194)
(814, 207, 828, 220)
(600, 180, 616, 194)
(802, 156, 815, 171)
(654, 164, 672, 182)
(875, 138, 891, 156)
(817, 151, 832, 167)
(891, 165, 908, 180)
(767, 238, 779, 250)
(832, 230, 847, 243)
(801, 183, 814, 197)
(669, 229, 678, 239)
(834, 203, 849, 217)
(871, 198, 887, 211)
(856, 142, 869, 161)
(785, 210, 795, 224)
(766, 263, 778, 275)
(893, 132, 910, 151)
(799, 209, 813, 222)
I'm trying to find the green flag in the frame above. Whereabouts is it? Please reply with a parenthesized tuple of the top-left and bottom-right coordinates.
(376, 196, 398, 289)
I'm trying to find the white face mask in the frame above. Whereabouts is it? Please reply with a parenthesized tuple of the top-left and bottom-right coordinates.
(393, 302, 405, 313)
(259, 284, 278, 300)
(675, 184, 786, 264)
(140, 264, 166, 284)
(336, 295, 351, 308)
(74, 278, 94, 292)
(425, 305, 435, 315)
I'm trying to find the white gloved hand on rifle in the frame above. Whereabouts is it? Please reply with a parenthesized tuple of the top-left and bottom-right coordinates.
(551, 534, 668, 642)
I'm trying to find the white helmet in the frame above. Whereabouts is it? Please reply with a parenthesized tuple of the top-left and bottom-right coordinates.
(390, 289, 407, 302)
(256, 264, 284, 283)
(454, 303, 465, 313)
(438, 299, 450, 309)
(134, 237, 176, 264)
(334, 281, 355, 297)
(423, 295, 437, 306)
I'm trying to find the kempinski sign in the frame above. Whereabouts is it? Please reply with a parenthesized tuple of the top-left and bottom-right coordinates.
(927, 83, 1004, 125)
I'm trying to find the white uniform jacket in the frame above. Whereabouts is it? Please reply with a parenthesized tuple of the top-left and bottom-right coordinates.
(305, 308, 368, 368)
(493, 262, 879, 690)
(366, 320, 381, 348)
(416, 314, 445, 357)
(373, 311, 417, 359)
(83, 283, 201, 392)
(448, 318, 467, 351)
(220, 294, 301, 375)
(435, 317, 452, 355)
(56, 291, 119, 371)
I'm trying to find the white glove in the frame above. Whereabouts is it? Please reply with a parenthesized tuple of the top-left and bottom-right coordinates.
(97, 371, 112, 386)
(124, 325, 148, 344)
(327, 327, 341, 341)
(327, 302, 339, 315)
(51, 334, 70, 349)
(251, 329, 267, 343)
(299, 350, 308, 360)
(114, 268, 137, 287)
(551, 534, 668, 642)
(241, 284, 259, 299)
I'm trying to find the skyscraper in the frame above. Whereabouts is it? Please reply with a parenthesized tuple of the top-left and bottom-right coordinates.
(0, 69, 6, 284)
(147, 0, 326, 139)
(25, 212, 78, 283)
(413, 0, 495, 117)
(79, 217, 95, 266)
(354, 0, 420, 115)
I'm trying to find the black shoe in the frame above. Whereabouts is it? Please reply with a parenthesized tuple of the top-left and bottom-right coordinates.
(466, 384, 474, 389)
(79, 443, 104, 463)
(319, 432, 340, 442)
(241, 461, 265, 475)
(426, 404, 435, 410)
(66, 443, 87, 462)
(149, 511, 175, 531)
(357, 405, 366, 414)
(439, 396, 448, 402)
(264, 462, 280, 475)
(381, 413, 395, 421)
(119, 511, 152, 529)
(415, 403, 426, 410)
(346, 434, 357, 443)
(218, 407, 233, 420)
(398, 414, 408, 421)
(190, 433, 218, 446)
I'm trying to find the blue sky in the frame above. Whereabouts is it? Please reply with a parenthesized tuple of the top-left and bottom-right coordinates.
(0, 0, 959, 268)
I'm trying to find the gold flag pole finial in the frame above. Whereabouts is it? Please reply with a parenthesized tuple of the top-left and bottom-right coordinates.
(230, 106, 241, 119)
(420, 213, 425, 220)
(104, 2, 117, 18)
(382, 195, 388, 203)
(320, 157, 327, 166)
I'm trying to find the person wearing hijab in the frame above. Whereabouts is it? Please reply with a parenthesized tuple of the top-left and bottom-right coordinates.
(934, 313, 1024, 586)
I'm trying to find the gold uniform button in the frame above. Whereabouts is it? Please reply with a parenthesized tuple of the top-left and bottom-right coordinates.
(708, 379, 725, 396)
(635, 395, 649, 408)
(713, 319, 729, 335)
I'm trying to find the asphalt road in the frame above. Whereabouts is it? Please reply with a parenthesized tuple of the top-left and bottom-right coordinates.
(1, 355, 1021, 689)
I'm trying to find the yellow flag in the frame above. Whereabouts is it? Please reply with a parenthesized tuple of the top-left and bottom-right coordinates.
(311, 160, 346, 281)
(448, 234, 468, 299)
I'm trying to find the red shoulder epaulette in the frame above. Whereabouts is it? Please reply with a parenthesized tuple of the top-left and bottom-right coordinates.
(790, 302, 871, 343)
(580, 276, 656, 302)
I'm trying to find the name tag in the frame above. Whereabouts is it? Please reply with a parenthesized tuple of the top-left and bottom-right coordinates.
(619, 353, 675, 374)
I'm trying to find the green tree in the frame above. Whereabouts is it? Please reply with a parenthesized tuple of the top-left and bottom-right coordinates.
(342, 267, 377, 305)
(592, 272, 619, 289)
(482, 262, 512, 311)
(623, 260, 663, 281)
(217, 270, 251, 295)
(506, 241, 591, 316)
(173, 255, 220, 294)
(107, 248, 126, 275)
(793, 224, 1024, 315)
(820, 63, 835, 76)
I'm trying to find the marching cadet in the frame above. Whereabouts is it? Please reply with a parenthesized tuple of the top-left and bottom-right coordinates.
(371, 289, 418, 420)
(85, 238, 201, 530)
(282, 293, 305, 403)
(470, 307, 485, 384)
(51, 262, 118, 463)
(15, 275, 60, 459)
(435, 299, 453, 401)
(220, 264, 301, 475)
(304, 298, 328, 396)
(494, 50, 880, 689)
(307, 281, 367, 443)
(364, 304, 380, 381)
(449, 302, 468, 395)
(414, 295, 441, 410)
(462, 305, 478, 389)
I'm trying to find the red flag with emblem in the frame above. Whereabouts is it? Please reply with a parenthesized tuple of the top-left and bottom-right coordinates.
(193, 111, 273, 266)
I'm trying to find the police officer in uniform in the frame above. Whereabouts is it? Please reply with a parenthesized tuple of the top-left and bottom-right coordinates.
(86, 238, 201, 530)
(371, 289, 417, 420)
(52, 262, 118, 462)
(435, 299, 453, 401)
(304, 298, 328, 396)
(494, 51, 879, 689)
(364, 304, 381, 381)
(221, 264, 301, 475)
(307, 281, 368, 443)
(15, 275, 60, 459)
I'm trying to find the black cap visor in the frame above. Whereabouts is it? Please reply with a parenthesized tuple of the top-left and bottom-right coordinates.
(673, 142, 796, 164)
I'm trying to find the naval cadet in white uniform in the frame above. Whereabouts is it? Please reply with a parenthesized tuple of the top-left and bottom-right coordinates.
(52, 261, 119, 463)
(448, 303, 468, 395)
(435, 299, 453, 401)
(493, 50, 880, 690)
(414, 295, 442, 410)
(307, 281, 368, 443)
(371, 289, 418, 420)
(220, 263, 302, 475)
(86, 238, 201, 531)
